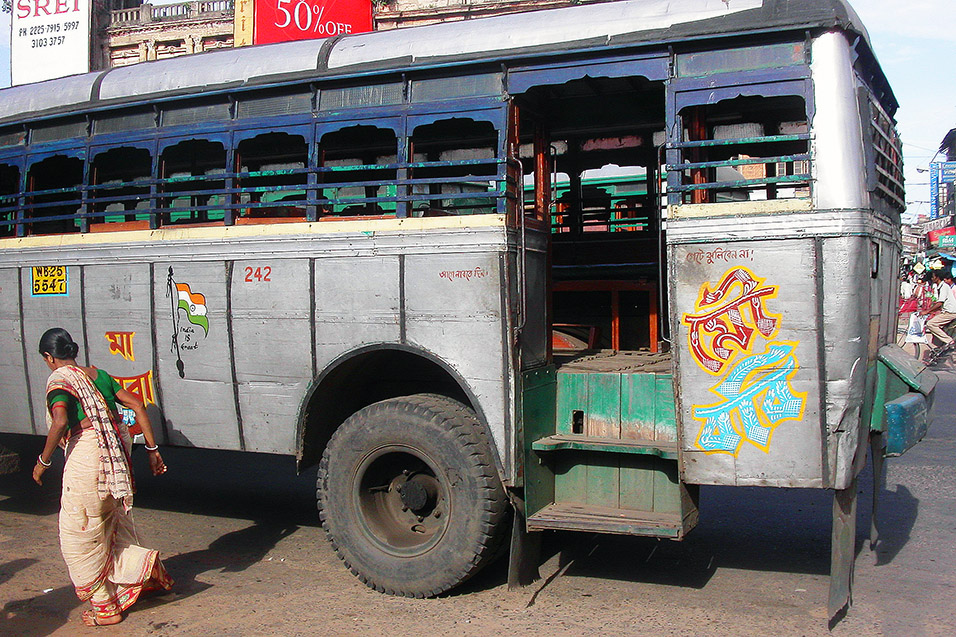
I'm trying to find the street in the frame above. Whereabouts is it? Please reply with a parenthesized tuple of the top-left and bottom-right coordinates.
(1, 372, 954, 637)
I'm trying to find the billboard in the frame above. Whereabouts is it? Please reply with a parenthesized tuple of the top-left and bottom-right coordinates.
(254, 0, 372, 45)
(930, 161, 956, 220)
(11, 0, 90, 86)
(928, 226, 956, 247)
(938, 235, 956, 249)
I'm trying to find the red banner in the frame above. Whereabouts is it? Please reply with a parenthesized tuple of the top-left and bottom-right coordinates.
(254, 0, 372, 45)
(928, 226, 956, 245)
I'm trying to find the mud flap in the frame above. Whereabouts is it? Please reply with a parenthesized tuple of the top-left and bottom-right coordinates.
(828, 476, 858, 626)
(869, 432, 885, 551)
(507, 492, 542, 589)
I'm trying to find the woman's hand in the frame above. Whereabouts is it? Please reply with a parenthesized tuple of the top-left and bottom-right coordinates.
(148, 450, 167, 476)
(33, 461, 47, 485)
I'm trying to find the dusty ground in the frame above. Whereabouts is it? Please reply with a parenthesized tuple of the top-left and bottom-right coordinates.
(1, 372, 954, 637)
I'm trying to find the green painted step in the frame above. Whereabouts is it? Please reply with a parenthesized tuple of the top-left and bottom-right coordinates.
(532, 434, 678, 459)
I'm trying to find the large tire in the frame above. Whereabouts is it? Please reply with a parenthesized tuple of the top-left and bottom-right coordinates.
(317, 394, 509, 597)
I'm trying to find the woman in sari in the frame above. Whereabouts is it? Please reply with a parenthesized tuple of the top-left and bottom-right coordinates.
(32, 327, 173, 627)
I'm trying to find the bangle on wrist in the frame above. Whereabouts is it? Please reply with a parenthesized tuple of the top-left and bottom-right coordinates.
(37, 455, 51, 467)
(144, 444, 159, 452)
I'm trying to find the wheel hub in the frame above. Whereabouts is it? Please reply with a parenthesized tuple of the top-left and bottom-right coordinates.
(397, 478, 430, 511)
(355, 448, 449, 555)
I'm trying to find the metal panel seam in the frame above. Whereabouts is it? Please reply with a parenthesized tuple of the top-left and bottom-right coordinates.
(225, 261, 245, 451)
(310, 258, 317, 379)
(399, 254, 407, 344)
(813, 237, 830, 488)
(18, 267, 36, 435)
(498, 250, 512, 484)
(148, 262, 171, 443)
(79, 265, 89, 366)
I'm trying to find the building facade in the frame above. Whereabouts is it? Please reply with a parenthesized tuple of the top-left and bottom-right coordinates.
(373, 0, 609, 30)
(103, 1, 235, 68)
(98, 0, 612, 69)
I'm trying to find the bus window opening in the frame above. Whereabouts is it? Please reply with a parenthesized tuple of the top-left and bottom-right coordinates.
(26, 155, 83, 235)
(159, 139, 227, 225)
(675, 95, 810, 205)
(0, 164, 19, 238)
(236, 132, 309, 223)
(409, 118, 499, 217)
(318, 125, 398, 219)
(90, 146, 152, 231)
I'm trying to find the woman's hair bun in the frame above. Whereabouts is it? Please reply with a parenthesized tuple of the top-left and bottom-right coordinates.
(38, 327, 80, 361)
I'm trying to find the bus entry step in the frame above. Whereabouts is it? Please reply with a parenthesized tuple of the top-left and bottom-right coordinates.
(526, 502, 694, 538)
(532, 434, 678, 459)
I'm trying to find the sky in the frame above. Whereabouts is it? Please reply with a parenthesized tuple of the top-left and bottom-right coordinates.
(0, 0, 954, 218)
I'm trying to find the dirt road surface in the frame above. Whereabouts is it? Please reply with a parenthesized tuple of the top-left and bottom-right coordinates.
(2, 372, 955, 637)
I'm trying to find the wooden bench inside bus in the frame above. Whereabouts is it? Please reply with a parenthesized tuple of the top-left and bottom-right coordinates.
(552, 279, 658, 353)
(90, 220, 151, 232)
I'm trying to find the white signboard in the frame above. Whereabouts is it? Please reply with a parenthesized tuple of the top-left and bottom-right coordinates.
(11, 0, 90, 86)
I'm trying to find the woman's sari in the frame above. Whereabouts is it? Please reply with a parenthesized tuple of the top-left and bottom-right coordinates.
(46, 365, 173, 620)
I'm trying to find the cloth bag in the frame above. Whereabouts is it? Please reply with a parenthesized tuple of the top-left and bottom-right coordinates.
(905, 313, 927, 344)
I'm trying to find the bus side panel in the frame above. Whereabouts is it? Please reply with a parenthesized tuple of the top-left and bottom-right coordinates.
(521, 235, 549, 371)
(672, 239, 825, 487)
(404, 250, 509, 468)
(153, 261, 241, 449)
(83, 263, 158, 434)
(232, 258, 313, 455)
(822, 234, 879, 488)
(313, 255, 401, 372)
(22, 265, 86, 433)
(0, 268, 32, 434)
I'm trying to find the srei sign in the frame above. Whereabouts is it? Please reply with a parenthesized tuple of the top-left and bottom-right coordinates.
(11, 0, 90, 86)
(254, 0, 373, 45)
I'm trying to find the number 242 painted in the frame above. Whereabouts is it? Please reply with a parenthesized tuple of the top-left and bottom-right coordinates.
(244, 266, 272, 283)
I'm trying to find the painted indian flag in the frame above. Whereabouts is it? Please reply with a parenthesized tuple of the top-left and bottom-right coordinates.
(176, 282, 209, 335)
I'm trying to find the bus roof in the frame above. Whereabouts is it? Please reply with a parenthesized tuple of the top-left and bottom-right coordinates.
(0, 0, 873, 124)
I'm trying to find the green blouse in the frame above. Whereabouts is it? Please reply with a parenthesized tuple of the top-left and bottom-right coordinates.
(47, 368, 122, 430)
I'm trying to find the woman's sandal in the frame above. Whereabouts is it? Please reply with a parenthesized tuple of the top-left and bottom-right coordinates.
(81, 609, 123, 627)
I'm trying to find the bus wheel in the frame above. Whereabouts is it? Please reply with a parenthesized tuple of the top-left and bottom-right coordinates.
(317, 393, 508, 597)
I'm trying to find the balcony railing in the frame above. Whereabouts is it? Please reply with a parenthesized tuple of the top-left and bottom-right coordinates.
(110, 1, 234, 27)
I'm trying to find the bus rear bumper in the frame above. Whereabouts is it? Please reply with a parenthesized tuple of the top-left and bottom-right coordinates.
(884, 392, 930, 457)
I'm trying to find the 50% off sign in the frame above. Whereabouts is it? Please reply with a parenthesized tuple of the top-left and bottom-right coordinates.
(255, 0, 373, 44)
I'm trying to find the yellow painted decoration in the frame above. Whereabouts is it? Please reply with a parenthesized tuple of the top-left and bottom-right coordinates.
(681, 266, 781, 376)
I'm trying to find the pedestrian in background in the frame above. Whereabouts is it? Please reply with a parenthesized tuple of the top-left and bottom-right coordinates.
(33, 327, 173, 627)
(923, 269, 956, 359)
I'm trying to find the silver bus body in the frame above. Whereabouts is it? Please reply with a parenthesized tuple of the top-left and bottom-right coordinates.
(0, 0, 930, 619)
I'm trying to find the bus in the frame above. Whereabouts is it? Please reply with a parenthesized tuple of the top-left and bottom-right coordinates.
(0, 0, 933, 620)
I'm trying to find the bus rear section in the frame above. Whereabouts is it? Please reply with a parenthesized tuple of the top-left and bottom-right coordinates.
(513, 27, 932, 621)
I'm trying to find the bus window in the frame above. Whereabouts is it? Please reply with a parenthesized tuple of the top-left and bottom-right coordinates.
(865, 96, 905, 211)
(317, 125, 398, 218)
(0, 126, 26, 148)
(93, 108, 156, 135)
(162, 99, 231, 127)
(90, 147, 153, 231)
(676, 95, 810, 205)
(0, 164, 18, 237)
(551, 164, 652, 234)
(26, 155, 83, 235)
(408, 118, 498, 216)
(159, 139, 227, 225)
(30, 118, 86, 145)
(238, 91, 313, 119)
(236, 133, 309, 222)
